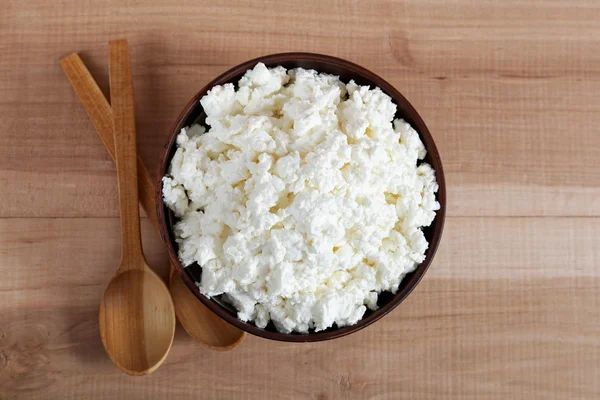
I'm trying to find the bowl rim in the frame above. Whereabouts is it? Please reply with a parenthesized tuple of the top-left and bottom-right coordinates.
(156, 52, 446, 342)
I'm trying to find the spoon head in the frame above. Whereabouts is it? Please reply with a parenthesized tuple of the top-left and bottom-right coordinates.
(169, 268, 245, 350)
(100, 269, 175, 375)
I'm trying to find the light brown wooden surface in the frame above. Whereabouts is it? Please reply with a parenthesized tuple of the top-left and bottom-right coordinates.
(1, 0, 599, 398)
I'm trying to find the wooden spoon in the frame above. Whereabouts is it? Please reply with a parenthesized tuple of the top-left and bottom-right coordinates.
(98, 39, 176, 375)
(60, 51, 246, 350)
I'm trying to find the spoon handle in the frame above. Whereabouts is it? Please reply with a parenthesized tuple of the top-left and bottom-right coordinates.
(109, 39, 144, 269)
(59, 53, 158, 231)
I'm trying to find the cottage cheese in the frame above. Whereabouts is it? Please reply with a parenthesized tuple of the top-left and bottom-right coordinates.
(163, 63, 439, 333)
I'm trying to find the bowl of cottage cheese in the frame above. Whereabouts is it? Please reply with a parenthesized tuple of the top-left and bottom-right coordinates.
(156, 53, 446, 341)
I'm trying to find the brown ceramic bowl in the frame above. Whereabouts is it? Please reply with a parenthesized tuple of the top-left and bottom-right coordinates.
(156, 53, 446, 342)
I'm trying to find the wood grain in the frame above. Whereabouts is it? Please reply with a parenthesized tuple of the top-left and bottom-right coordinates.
(1, 1, 600, 218)
(108, 39, 144, 266)
(1, 0, 599, 398)
(0, 218, 598, 399)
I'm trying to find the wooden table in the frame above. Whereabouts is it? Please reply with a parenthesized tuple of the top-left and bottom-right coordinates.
(1, 1, 599, 398)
